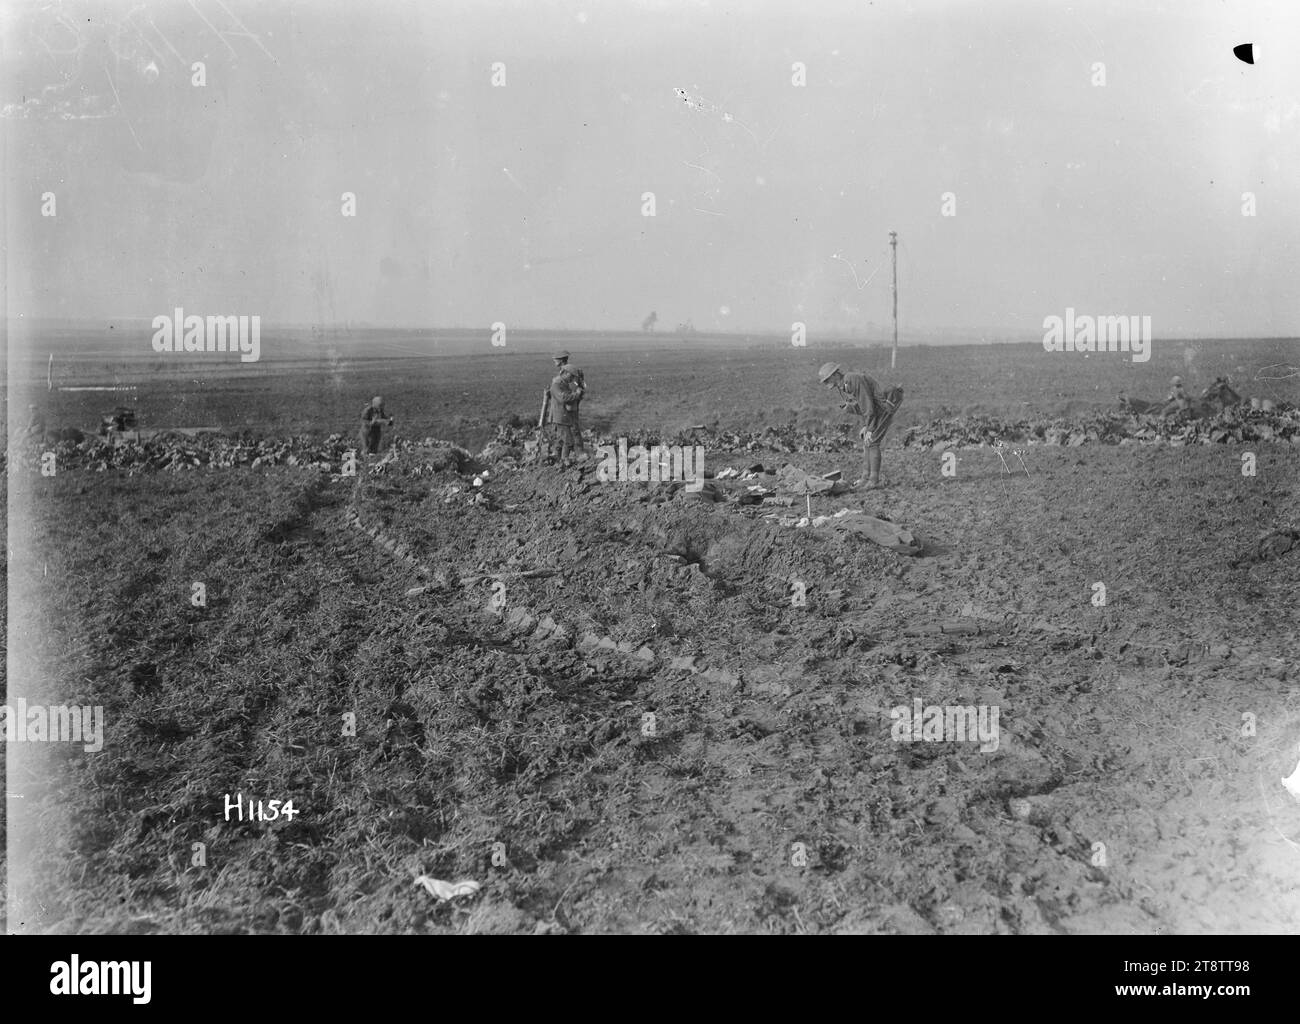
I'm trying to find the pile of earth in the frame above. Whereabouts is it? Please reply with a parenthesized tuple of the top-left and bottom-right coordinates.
(900, 405, 1300, 449)
(7, 402, 1297, 477)
(4, 433, 476, 476)
(488, 406, 1300, 457)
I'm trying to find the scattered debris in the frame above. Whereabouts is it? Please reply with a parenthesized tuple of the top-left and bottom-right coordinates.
(902, 405, 1300, 450)
(775, 464, 843, 495)
(903, 620, 984, 637)
(16, 400, 1296, 478)
(460, 569, 557, 586)
(414, 877, 482, 902)
(826, 514, 923, 555)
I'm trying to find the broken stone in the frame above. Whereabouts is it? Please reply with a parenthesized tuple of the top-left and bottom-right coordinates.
(926, 797, 961, 825)
(505, 608, 537, 632)
(669, 655, 698, 673)
(1008, 795, 1054, 825)
(702, 667, 742, 691)
(681, 481, 722, 502)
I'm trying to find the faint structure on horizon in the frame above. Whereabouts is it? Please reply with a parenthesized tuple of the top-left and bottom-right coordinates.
(642, 311, 657, 332)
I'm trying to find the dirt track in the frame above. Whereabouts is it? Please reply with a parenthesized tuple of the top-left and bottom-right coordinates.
(7, 430, 1298, 934)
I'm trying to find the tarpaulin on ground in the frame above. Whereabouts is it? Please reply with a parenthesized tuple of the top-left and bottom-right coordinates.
(774, 464, 848, 495)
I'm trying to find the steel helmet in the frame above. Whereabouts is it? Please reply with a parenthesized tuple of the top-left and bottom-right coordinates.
(818, 362, 842, 383)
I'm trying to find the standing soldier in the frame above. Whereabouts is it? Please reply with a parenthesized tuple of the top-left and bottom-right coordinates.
(361, 395, 393, 455)
(548, 351, 585, 462)
(819, 363, 904, 489)
(563, 358, 586, 456)
(23, 403, 46, 443)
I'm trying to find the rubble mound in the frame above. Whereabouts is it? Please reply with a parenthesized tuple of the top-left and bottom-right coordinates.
(901, 405, 1300, 449)
(7, 401, 1297, 479)
(4, 433, 478, 475)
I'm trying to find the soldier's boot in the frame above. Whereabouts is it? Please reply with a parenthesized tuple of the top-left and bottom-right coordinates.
(864, 444, 883, 488)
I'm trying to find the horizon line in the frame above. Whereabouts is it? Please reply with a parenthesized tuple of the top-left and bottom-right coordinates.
(9, 317, 1297, 343)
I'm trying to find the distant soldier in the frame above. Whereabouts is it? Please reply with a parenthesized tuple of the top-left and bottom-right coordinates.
(564, 358, 586, 452)
(99, 406, 137, 442)
(23, 404, 46, 443)
(1202, 375, 1241, 411)
(1163, 375, 1190, 415)
(549, 351, 586, 461)
(361, 395, 393, 454)
(819, 362, 904, 489)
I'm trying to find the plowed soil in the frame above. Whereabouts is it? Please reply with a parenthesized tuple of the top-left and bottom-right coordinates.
(7, 415, 1298, 933)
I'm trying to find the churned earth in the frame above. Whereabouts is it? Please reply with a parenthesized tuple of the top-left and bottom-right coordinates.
(6, 420, 1298, 934)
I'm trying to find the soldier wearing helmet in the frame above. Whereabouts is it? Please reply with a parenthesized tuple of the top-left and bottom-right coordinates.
(361, 395, 393, 454)
(819, 362, 904, 489)
(23, 403, 46, 443)
(548, 351, 586, 462)
(1163, 375, 1190, 415)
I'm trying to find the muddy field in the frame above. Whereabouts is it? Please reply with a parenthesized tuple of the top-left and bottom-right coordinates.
(5, 341, 1299, 935)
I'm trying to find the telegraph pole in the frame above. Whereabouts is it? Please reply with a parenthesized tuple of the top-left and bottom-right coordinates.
(889, 230, 899, 370)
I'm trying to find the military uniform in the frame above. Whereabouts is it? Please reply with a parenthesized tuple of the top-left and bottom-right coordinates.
(547, 351, 586, 460)
(548, 370, 583, 458)
(23, 405, 46, 443)
(361, 398, 393, 454)
(1160, 377, 1190, 416)
(837, 372, 902, 446)
(820, 362, 903, 488)
(564, 366, 586, 451)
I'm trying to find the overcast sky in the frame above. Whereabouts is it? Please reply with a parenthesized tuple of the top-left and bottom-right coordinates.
(5, 0, 1299, 338)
